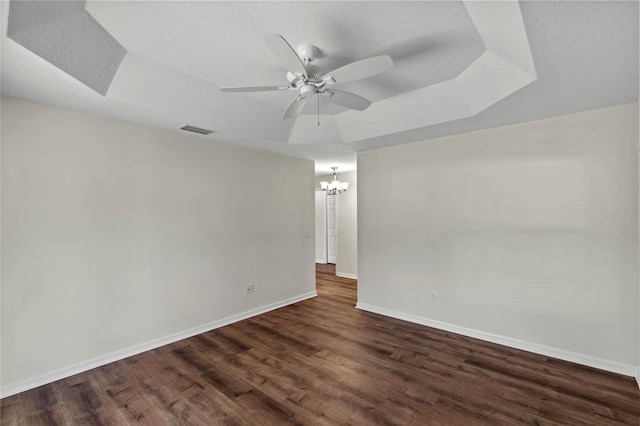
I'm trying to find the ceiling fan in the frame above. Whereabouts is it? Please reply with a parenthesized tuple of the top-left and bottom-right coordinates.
(220, 34, 394, 120)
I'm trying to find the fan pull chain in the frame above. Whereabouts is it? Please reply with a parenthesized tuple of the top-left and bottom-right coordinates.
(317, 94, 320, 126)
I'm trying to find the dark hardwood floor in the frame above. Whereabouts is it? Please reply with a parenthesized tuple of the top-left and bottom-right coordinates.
(2, 264, 639, 425)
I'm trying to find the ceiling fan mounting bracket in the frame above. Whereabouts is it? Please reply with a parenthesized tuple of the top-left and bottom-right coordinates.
(296, 44, 318, 64)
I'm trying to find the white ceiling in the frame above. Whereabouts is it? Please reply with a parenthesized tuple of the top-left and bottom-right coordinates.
(1, 1, 638, 176)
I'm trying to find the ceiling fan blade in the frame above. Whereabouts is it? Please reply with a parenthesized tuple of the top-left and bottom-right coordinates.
(220, 85, 290, 93)
(322, 55, 393, 84)
(282, 96, 307, 120)
(324, 89, 371, 111)
(263, 34, 307, 77)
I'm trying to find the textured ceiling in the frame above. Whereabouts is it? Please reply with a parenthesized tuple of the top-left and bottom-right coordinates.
(87, 1, 485, 111)
(1, 1, 638, 175)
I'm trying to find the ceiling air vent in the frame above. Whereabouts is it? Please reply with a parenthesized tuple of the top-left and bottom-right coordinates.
(180, 125, 214, 135)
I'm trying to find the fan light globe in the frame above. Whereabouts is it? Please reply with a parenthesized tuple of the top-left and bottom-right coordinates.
(300, 85, 317, 98)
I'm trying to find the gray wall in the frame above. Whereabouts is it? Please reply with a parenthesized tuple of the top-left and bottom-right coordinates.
(1, 97, 315, 391)
(337, 171, 357, 278)
(358, 103, 639, 369)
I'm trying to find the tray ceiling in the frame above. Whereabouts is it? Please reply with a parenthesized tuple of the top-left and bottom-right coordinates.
(1, 1, 638, 171)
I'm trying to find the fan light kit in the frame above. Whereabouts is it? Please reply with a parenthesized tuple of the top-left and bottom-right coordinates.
(321, 167, 349, 195)
(221, 34, 394, 121)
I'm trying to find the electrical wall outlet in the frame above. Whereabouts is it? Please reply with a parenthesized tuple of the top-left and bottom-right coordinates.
(245, 283, 255, 295)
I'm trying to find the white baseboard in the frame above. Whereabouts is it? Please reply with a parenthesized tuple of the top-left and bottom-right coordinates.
(1, 291, 317, 399)
(315, 259, 327, 264)
(636, 369, 640, 389)
(356, 302, 638, 378)
(336, 272, 358, 280)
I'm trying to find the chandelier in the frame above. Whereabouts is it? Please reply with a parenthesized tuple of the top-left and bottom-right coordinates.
(320, 167, 349, 195)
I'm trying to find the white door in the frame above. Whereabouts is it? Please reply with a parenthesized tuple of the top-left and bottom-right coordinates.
(315, 191, 327, 263)
(327, 195, 337, 264)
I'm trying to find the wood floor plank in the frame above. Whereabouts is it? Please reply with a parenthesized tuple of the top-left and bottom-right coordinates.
(2, 263, 639, 425)
(20, 385, 68, 426)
